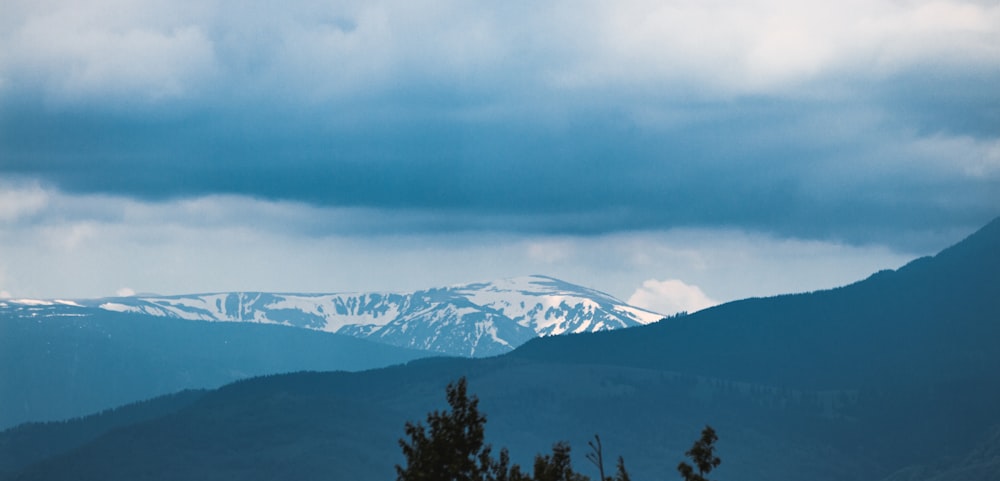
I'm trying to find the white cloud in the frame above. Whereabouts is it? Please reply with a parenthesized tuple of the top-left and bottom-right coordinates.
(116, 287, 136, 297)
(0, 184, 924, 303)
(0, 182, 48, 222)
(1, 0, 217, 102)
(0, 265, 8, 299)
(627, 279, 718, 315)
(906, 135, 1000, 180)
(2, 0, 997, 103)
(856, 0, 1000, 74)
(536, 0, 1000, 95)
(525, 240, 576, 264)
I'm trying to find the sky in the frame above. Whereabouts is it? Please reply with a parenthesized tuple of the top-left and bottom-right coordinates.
(1, 0, 998, 314)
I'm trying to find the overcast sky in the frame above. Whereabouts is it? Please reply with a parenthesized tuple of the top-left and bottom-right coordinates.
(1, 0, 998, 313)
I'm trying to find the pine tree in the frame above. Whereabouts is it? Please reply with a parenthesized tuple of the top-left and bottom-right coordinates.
(613, 456, 631, 481)
(676, 425, 721, 481)
(396, 377, 496, 481)
(532, 442, 588, 481)
(396, 377, 694, 481)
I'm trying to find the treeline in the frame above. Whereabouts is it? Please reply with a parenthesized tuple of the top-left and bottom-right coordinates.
(396, 378, 721, 481)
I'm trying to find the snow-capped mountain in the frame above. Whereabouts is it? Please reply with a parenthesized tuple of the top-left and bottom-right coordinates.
(86, 275, 664, 357)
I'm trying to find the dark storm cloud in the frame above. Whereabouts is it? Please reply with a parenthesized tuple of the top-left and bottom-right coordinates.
(872, 68, 1000, 139)
(3, 88, 997, 248)
(2, 0, 999, 249)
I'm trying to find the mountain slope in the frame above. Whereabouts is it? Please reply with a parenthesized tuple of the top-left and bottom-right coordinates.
(86, 275, 663, 357)
(0, 390, 207, 478)
(0, 306, 432, 430)
(3, 217, 998, 481)
(0, 275, 661, 429)
(513, 217, 1000, 389)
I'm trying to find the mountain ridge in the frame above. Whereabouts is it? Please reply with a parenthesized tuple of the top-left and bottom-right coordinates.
(511, 216, 1000, 389)
(0, 274, 664, 428)
(74, 275, 664, 357)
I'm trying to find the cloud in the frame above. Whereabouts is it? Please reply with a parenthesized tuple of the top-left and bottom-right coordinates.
(525, 240, 576, 264)
(547, 0, 1000, 95)
(0, 183, 925, 302)
(0, 0, 997, 251)
(627, 279, 719, 315)
(116, 287, 136, 297)
(0, 182, 48, 222)
(1, 98, 996, 249)
(3, 0, 998, 102)
(1, 0, 217, 103)
(0, 265, 8, 299)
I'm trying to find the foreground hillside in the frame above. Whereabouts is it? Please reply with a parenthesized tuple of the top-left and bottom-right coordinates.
(2, 218, 997, 481)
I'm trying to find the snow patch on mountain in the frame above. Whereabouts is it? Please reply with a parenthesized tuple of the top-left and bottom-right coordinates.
(87, 275, 665, 357)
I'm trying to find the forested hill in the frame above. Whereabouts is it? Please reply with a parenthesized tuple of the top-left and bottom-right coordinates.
(513, 216, 1000, 390)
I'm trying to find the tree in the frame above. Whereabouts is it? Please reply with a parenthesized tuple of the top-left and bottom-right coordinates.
(533, 442, 588, 481)
(586, 434, 631, 481)
(676, 425, 721, 481)
(492, 446, 531, 481)
(586, 435, 607, 481)
(613, 456, 631, 481)
(397, 377, 708, 481)
(396, 377, 496, 481)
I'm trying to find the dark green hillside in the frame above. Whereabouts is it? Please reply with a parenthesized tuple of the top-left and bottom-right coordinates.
(515, 217, 1000, 389)
(0, 310, 434, 429)
(2, 217, 998, 481)
(3, 360, 883, 481)
(0, 390, 205, 477)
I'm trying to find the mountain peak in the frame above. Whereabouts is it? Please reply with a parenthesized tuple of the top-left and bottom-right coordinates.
(83, 276, 664, 357)
(452, 275, 626, 303)
(935, 216, 1000, 262)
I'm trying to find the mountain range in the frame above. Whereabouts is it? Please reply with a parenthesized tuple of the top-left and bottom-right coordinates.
(0, 275, 660, 429)
(1, 217, 998, 481)
(79, 275, 663, 357)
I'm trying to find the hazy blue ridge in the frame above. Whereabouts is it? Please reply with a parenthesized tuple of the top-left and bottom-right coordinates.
(0, 309, 435, 430)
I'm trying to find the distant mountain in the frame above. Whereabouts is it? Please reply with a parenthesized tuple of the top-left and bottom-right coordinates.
(2, 218, 997, 481)
(0, 275, 659, 429)
(0, 305, 431, 430)
(81, 275, 663, 357)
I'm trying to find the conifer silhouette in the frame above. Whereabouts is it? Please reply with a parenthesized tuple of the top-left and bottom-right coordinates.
(396, 377, 495, 481)
(676, 426, 721, 481)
